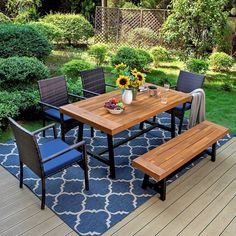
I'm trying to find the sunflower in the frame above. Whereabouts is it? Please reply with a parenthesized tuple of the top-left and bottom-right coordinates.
(115, 63, 127, 70)
(116, 75, 130, 89)
(131, 68, 138, 76)
(135, 72, 145, 86)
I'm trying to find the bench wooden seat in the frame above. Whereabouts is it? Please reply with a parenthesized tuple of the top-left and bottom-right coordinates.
(132, 120, 229, 201)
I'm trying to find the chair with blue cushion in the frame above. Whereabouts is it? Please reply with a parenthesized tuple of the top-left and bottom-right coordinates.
(8, 118, 89, 210)
(38, 76, 92, 141)
(80, 68, 116, 98)
(171, 70, 205, 134)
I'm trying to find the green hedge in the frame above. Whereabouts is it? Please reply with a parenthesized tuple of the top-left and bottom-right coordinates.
(112, 47, 152, 70)
(0, 56, 49, 89)
(0, 12, 11, 23)
(0, 24, 52, 60)
(42, 13, 94, 44)
(27, 21, 64, 43)
(186, 58, 209, 74)
(209, 52, 234, 72)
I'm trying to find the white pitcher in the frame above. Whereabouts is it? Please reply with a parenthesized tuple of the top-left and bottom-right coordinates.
(122, 89, 133, 104)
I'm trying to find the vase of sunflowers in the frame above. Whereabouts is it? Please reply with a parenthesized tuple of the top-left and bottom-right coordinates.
(113, 63, 145, 104)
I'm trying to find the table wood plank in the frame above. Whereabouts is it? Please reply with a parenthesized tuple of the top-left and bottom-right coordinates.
(60, 86, 192, 135)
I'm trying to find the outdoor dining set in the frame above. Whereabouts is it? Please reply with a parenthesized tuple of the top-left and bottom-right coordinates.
(8, 68, 229, 209)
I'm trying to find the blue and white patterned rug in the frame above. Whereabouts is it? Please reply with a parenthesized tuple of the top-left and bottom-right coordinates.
(0, 113, 231, 235)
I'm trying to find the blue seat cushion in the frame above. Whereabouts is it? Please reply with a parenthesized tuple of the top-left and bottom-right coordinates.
(44, 108, 73, 122)
(175, 102, 191, 111)
(39, 138, 82, 176)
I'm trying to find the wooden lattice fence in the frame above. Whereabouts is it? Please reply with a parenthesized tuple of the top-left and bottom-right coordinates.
(95, 7, 169, 48)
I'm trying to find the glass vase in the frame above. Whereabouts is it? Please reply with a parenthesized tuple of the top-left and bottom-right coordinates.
(132, 87, 138, 100)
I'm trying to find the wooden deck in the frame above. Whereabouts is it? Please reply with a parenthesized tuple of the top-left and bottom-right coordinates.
(0, 137, 235, 236)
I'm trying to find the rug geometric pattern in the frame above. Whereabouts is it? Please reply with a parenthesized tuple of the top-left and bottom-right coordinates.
(0, 113, 231, 235)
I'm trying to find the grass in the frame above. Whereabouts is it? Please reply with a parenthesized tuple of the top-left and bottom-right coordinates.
(0, 48, 235, 142)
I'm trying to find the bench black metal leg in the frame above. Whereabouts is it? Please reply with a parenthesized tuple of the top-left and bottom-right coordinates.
(107, 134, 116, 179)
(142, 174, 149, 189)
(171, 108, 176, 138)
(159, 178, 166, 201)
(41, 178, 46, 210)
(211, 143, 216, 162)
(78, 122, 84, 142)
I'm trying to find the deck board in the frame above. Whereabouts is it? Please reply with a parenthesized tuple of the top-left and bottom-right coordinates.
(0, 138, 235, 236)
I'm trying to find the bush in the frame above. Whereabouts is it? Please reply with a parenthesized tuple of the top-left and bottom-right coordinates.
(42, 13, 94, 45)
(0, 88, 40, 129)
(186, 58, 209, 74)
(150, 46, 170, 66)
(88, 43, 108, 65)
(112, 47, 152, 70)
(61, 59, 93, 81)
(0, 12, 11, 23)
(27, 21, 63, 43)
(0, 56, 49, 89)
(136, 48, 153, 66)
(127, 27, 158, 47)
(209, 52, 234, 72)
(14, 9, 39, 23)
(0, 24, 52, 59)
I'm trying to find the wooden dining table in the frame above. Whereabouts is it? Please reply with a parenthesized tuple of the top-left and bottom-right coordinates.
(60, 85, 192, 179)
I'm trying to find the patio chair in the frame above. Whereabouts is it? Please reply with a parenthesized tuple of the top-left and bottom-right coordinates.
(80, 68, 116, 98)
(169, 70, 205, 134)
(8, 118, 89, 210)
(38, 76, 93, 140)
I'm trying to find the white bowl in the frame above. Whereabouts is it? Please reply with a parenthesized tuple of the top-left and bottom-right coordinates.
(106, 108, 124, 115)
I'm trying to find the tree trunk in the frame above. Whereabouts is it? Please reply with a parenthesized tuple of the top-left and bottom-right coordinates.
(102, 0, 107, 7)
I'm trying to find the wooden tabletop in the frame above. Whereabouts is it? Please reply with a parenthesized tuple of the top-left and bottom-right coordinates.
(60, 86, 192, 135)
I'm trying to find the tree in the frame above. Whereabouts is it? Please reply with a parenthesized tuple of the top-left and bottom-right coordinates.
(161, 0, 229, 58)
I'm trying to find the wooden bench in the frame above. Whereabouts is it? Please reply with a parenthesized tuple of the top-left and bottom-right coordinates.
(132, 121, 229, 201)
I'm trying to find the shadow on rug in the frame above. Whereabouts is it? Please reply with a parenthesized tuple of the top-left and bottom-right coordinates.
(0, 113, 231, 235)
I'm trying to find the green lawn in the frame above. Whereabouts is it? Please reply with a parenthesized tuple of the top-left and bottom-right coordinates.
(0, 49, 235, 142)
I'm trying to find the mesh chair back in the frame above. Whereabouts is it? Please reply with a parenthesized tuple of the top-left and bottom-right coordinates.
(80, 68, 106, 98)
(38, 76, 69, 108)
(176, 70, 205, 93)
(8, 118, 43, 178)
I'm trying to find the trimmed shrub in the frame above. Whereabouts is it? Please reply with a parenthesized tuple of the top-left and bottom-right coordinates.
(61, 59, 93, 81)
(88, 43, 108, 65)
(0, 24, 52, 59)
(209, 52, 234, 72)
(186, 58, 209, 74)
(112, 47, 152, 70)
(0, 56, 49, 89)
(0, 12, 11, 23)
(150, 46, 170, 66)
(0, 88, 40, 129)
(27, 21, 63, 43)
(127, 27, 158, 47)
(42, 13, 94, 44)
(14, 9, 39, 23)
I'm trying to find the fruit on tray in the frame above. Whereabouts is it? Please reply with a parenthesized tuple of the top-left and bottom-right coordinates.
(104, 98, 124, 110)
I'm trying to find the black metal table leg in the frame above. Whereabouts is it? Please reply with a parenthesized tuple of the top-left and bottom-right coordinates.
(107, 134, 116, 179)
(142, 174, 149, 189)
(78, 122, 84, 142)
(171, 108, 176, 138)
(211, 143, 216, 162)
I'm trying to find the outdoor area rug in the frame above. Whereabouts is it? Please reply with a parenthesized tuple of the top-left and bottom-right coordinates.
(0, 113, 231, 236)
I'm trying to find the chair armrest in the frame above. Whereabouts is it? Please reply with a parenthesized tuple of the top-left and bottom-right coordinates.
(39, 101, 59, 110)
(68, 93, 86, 100)
(105, 83, 116, 88)
(82, 89, 100, 96)
(32, 123, 57, 138)
(42, 141, 86, 163)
